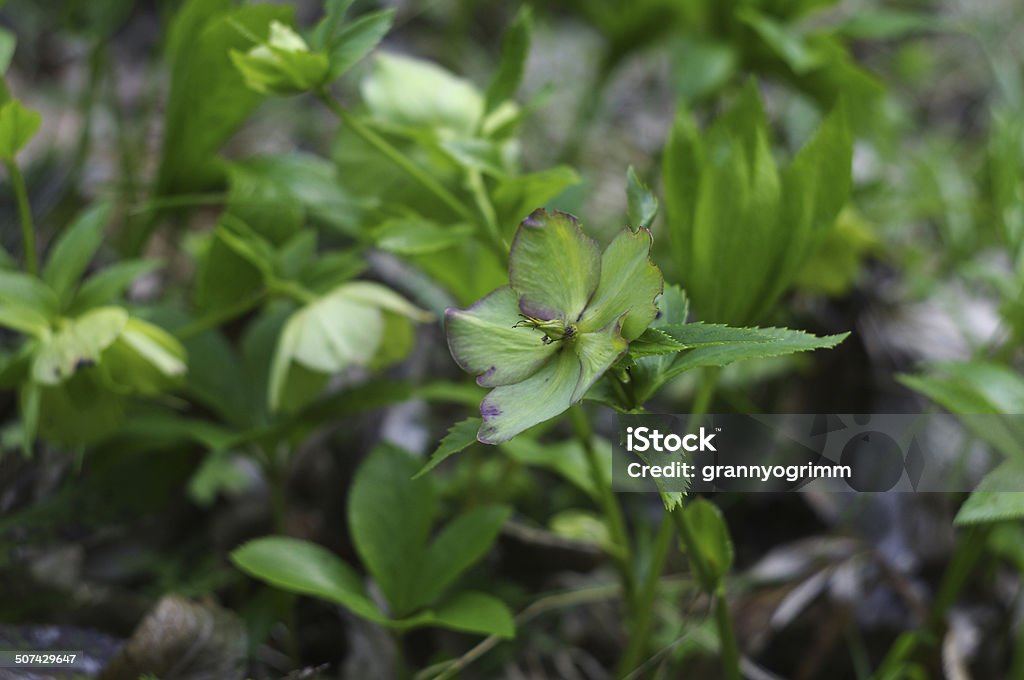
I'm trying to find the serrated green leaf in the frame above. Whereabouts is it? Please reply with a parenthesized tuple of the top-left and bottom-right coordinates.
(42, 201, 111, 305)
(955, 461, 1024, 526)
(626, 165, 658, 230)
(349, 444, 436, 616)
(660, 327, 847, 384)
(414, 417, 482, 478)
(231, 536, 386, 623)
(0, 270, 57, 318)
(628, 327, 686, 357)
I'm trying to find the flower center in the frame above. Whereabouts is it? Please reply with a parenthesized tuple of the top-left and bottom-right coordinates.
(514, 315, 578, 345)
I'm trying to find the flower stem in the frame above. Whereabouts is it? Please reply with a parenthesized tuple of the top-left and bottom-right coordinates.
(466, 168, 508, 264)
(315, 89, 476, 226)
(5, 159, 38, 276)
(567, 405, 636, 618)
(617, 513, 674, 675)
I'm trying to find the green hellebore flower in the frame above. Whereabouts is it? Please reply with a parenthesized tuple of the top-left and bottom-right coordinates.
(446, 209, 663, 444)
(231, 21, 330, 96)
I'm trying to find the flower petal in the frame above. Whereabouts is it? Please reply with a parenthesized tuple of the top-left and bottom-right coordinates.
(477, 348, 581, 444)
(572, 320, 628, 403)
(509, 209, 600, 321)
(446, 286, 557, 387)
(578, 228, 662, 341)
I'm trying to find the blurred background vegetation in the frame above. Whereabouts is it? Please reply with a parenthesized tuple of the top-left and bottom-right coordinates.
(1, 0, 1023, 678)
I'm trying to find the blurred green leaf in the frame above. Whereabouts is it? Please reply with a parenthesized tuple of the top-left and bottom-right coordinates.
(955, 461, 1024, 526)
(70, 259, 161, 314)
(231, 536, 387, 623)
(324, 9, 394, 83)
(626, 165, 659, 230)
(158, 2, 292, 193)
(484, 6, 532, 115)
(683, 498, 733, 587)
(374, 218, 475, 256)
(42, 201, 111, 305)
(0, 98, 41, 160)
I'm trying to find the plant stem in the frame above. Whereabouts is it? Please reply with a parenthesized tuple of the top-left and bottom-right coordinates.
(174, 290, 266, 341)
(5, 159, 38, 276)
(618, 513, 674, 675)
(568, 404, 636, 599)
(315, 89, 476, 225)
(466, 168, 508, 263)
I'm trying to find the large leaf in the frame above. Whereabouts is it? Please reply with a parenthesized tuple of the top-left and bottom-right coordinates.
(348, 444, 437, 616)
(406, 591, 514, 638)
(509, 209, 600, 321)
(659, 327, 847, 385)
(158, 2, 292, 193)
(415, 505, 510, 607)
(231, 536, 386, 623)
(42, 201, 111, 304)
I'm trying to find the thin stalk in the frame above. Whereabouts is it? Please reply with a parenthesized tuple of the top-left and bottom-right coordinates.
(568, 404, 636, 598)
(466, 168, 508, 264)
(618, 513, 675, 675)
(315, 89, 476, 225)
(423, 583, 623, 680)
(5, 159, 38, 275)
(174, 290, 266, 341)
(671, 507, 741, 680)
